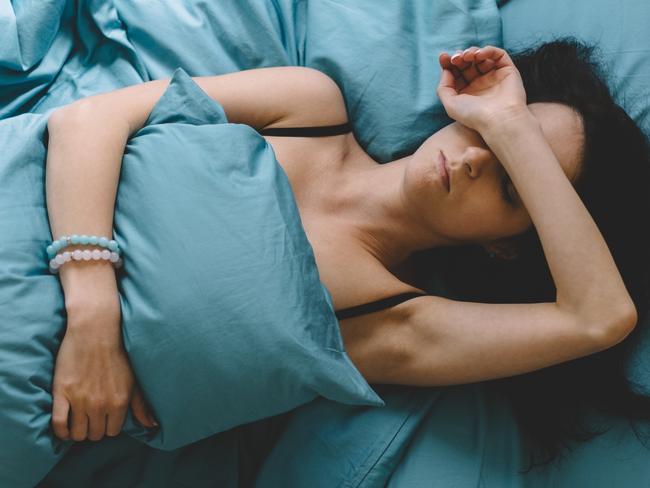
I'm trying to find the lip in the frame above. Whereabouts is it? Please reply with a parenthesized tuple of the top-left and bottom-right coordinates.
(438, 150, 450, 192)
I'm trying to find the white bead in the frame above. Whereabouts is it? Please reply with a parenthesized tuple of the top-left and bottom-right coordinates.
(101, 250, 111, 260)
(72, 250, 83, 260)
(82, 250, 92, 261)
(63, 252, 72, 262)
(109, 252, 119, 263)
(91, 250, 102, 260)
(55, 254, 66, 265)
(49, 259, 58, 269)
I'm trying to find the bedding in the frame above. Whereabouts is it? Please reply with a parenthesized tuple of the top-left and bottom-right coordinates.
(0, 66, 382, 487)
(1, 0, 649, 486)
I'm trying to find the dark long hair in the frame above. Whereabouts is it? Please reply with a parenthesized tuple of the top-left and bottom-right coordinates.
(413, 37, 650, 473)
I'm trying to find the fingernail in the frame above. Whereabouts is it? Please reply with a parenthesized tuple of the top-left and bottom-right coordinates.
(152, 420, 159, 426)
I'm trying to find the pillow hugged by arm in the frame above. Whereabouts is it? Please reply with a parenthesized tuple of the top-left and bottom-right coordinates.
(45, 66, 347, 443)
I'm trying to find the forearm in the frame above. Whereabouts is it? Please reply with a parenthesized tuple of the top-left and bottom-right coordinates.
(481, 111, 636, 324)
(45, 108, 131, 310)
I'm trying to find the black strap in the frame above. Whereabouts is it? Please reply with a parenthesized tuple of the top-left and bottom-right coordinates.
(258, 122, 352, 137)
(335, 292, 427, 321)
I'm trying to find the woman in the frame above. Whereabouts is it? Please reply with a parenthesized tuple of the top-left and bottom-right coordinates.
(44, 39, 649, 470)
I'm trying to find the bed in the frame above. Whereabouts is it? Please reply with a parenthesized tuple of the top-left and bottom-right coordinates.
(1, 1, 649, 486)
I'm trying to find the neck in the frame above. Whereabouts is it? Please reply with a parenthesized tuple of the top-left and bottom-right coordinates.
(328, 151, 454, 269)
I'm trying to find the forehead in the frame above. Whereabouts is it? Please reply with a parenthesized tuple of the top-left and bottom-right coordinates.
(528, 102, 584, 183)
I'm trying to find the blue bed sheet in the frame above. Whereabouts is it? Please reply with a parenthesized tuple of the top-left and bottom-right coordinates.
(2, 0, 649, 487)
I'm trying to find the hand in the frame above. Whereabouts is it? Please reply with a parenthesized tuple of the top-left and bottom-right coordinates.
(51, 300, 158, 442)
(437, 46, 529, 132)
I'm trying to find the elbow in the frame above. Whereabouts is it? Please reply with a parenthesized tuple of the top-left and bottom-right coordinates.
(47, 106, 69, 132)
(47, 105, 81, 138)
(47, 100, 92, 131)
(591, 304, 639, 348)
(611, 305, 639, 343)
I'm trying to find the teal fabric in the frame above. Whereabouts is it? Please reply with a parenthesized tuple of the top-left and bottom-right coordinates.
(499, 0, 650, 400)
(254, 385, 442, 487)
(0, 113, 66, 488)
(0, 0, 148, 119)
(0, 66, 382, 486)
(115, 67, 383, 451)
(3, 0, 650, 486)
(34, 430, 241, 488)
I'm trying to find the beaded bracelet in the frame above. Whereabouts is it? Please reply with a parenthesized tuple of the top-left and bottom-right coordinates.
(46, 234, 120, 260)
(49, 249, 123, 274)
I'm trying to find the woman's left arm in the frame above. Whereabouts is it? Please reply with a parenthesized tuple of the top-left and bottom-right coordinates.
(437, 46, 637, 329)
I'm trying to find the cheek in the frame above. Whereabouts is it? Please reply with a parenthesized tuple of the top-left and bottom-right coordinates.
(446, 195, 507, 239)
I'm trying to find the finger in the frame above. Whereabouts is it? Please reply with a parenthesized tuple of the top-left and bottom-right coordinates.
(474, 45, 514, 68)
(87, 411, 108, 441)
(52, 393, 71, 441)
(451, 50, 472, 71)
(459, 63, 482, 85)
(106, 405, 127, 437)
(461, 46, 481, 63)
(475, 58, 495, 75)
(439, 52, 453, 69)
(437, 68, 457, 102)
(451, 67, 468, 91)
(147, 407, 159, 428)
(458, 48, 484, 84)
(69, 404, 88, 441)
(440, 52, 468, 84)
(437, 68, 467, 115)
(130, 386, 155, 428)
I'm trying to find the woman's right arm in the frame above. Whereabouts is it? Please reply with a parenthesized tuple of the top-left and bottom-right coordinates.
(45, 66, 348, 441)
(341, 46, 637, 387)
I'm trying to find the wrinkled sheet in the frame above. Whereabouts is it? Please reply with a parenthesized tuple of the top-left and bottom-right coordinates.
(2, 0, 649, 487)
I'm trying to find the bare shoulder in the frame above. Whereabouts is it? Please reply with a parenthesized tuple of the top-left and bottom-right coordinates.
(260, 67, 350, 130)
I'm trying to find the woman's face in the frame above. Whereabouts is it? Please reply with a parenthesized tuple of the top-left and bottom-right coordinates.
(403, 102, 585, 251)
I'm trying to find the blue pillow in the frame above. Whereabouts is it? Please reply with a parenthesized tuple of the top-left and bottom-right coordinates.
(301, 0, 502, 163)
(499, 0, 650, 395)
(115, 67, 383, 450)
(0, 67, 382, 486)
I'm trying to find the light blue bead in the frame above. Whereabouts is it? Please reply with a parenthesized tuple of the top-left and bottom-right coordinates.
(46, 245, 55, 258)
(79, 235, 90, 245)
(52, 241, 61, 252)
(89, 235, 99, 245)
(108, 240, 119, 251)
(98, 237, 109, 248)
(71, 234, 80, 244)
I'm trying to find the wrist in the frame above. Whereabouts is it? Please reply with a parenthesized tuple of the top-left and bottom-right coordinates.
(60, 264, 120, 313)
(65, 291, 121, 334)
(478, 107, 539, 141)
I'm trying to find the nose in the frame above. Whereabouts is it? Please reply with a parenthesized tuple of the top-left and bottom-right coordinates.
(457, 146, 496, 179)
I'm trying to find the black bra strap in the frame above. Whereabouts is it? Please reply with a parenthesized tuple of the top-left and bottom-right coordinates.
(335, 292, 427, 321)
(258, 122, 352, 137)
